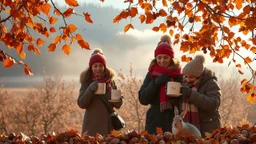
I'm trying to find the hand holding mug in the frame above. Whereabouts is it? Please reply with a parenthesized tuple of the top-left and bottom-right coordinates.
(181, 85, 192, 98)
(154, 74, 170, 85)
(89, 81, 98, 92)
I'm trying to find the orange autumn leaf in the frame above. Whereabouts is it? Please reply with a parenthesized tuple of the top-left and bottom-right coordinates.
(140, 130, 148, 136)
(4, 57, 15, 68)
(76, 34, 83, 40)
(24, 67, 33, 76)
(67, 24, 77, 32)
(70, 36, 75, 44)
(238, 69, 244, 75)
(159, 23, 167, 33)
(236, 64, 241, 68)
(27, 45, 34, 51)
(63, 8, 74, 17)
(240, 78, 247, 84)
(152, 26, 159, 32)
(41, 3, 51, 15)
(162, 0, 168, 7)
(223, 26, 230, 33)
(50, 27, 56, 32)
(113, 14, 122, 23)
(78, 40, 90, 49)
(244, 57, 252, 64)
(246, 94, 255, 104)
(83, 12, 93, 23)
(100, 0, 104, 2)
(156, 127, 163, 135)
(48, 44, 57, 52)
(49, 17, 58, 25)
(65, 0, 79, 7)
(62, 44, 71, 55)
(124, 24, 134, 33)
(139, 15, 146, 23)
(110, 130, 121, 137)
(54, 9, 62, 16)
(159, 9, 167, 17)
(194, 16, 201, 22)
(54, 36, 61, 44)
(250, 46, 256, 53)
(36, 38, 45, 46)
(235, 0, 243, 9)
(19, 51, 26, 60)
(129, 7, 138, 18)
(62, 34, 69, 41)
(169, 29, 174, 36)
(33, 47, 40, 55)
(15, 43, 23, 54)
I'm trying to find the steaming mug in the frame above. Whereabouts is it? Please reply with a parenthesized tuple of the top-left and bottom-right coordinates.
(95, 83, 106, 95)
(111, 90, 122, 100)
(166, 81, 181, 97)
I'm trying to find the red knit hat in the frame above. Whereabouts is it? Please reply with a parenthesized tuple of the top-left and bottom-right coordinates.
(89, 48, 106, 67)
(154, 35, 174, 58)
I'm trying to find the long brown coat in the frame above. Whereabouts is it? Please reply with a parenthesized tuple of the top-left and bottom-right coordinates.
(77, 69, 123, 136)
(181, 68, 221, 137)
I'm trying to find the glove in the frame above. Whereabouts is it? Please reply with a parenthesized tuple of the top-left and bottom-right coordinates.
(154, 74, 170, 85)
(181, 85, 192, 98)
(89, 81, 98, 92)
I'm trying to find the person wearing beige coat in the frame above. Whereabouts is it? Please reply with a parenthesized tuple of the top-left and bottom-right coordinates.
(77, 49, 124, 136)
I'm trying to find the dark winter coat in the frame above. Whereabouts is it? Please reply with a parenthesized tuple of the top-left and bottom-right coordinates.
(138, 60, 182, 134)
(77, 69, 123, 136)
(181, 68, 221, 137)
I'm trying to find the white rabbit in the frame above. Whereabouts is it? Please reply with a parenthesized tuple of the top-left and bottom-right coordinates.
(172, 106, 201, 137)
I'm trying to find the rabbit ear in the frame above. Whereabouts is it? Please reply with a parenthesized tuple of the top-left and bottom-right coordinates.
(180, 109, 188, 118)
(174, 106, 179, 115)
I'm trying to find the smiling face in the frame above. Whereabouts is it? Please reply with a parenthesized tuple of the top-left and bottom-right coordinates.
(91, 63, 104, 75)
(156, 54, 171, 68)
(184, 75, 198, 85)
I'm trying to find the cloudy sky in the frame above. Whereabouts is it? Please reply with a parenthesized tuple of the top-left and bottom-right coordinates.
(0, 0, 255, 88)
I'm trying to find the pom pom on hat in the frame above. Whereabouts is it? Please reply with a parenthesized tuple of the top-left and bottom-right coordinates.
(89, 48, 106, 67)
(160, 35, 171, 42)
(154, 35, 174, 58)
(182, 55, 205, 77)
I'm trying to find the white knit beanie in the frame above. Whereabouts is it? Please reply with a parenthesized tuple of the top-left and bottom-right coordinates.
(182, 55, 205, 77)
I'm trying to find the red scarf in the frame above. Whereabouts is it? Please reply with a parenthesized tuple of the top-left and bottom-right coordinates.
(149, 65, 182, 112)
(181, 79, 200, 130)
(92, 72, 111, 90)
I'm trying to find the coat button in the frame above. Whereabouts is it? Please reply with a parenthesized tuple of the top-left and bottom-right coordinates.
(210, 119, 212, 121)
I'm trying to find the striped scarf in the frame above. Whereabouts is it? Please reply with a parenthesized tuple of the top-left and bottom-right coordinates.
(181, 79, 200, 130)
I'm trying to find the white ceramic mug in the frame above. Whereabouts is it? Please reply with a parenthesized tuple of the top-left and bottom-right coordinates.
(166, 81, 181, 97)
(111, 89, 121, 100)
(95, 83, 106, 95)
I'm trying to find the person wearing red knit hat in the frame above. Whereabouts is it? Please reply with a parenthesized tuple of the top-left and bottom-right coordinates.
(138, 35, 183, 134)
(77, 48, 124, 136)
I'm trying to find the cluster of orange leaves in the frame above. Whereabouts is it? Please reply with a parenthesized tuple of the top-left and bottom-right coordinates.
(0, 0, 92, 75)
(1, 124, 256, 143)
(113, 0, 256, 102)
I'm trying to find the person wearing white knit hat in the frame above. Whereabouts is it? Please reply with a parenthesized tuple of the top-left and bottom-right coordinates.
(180, 54, 221, 137)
